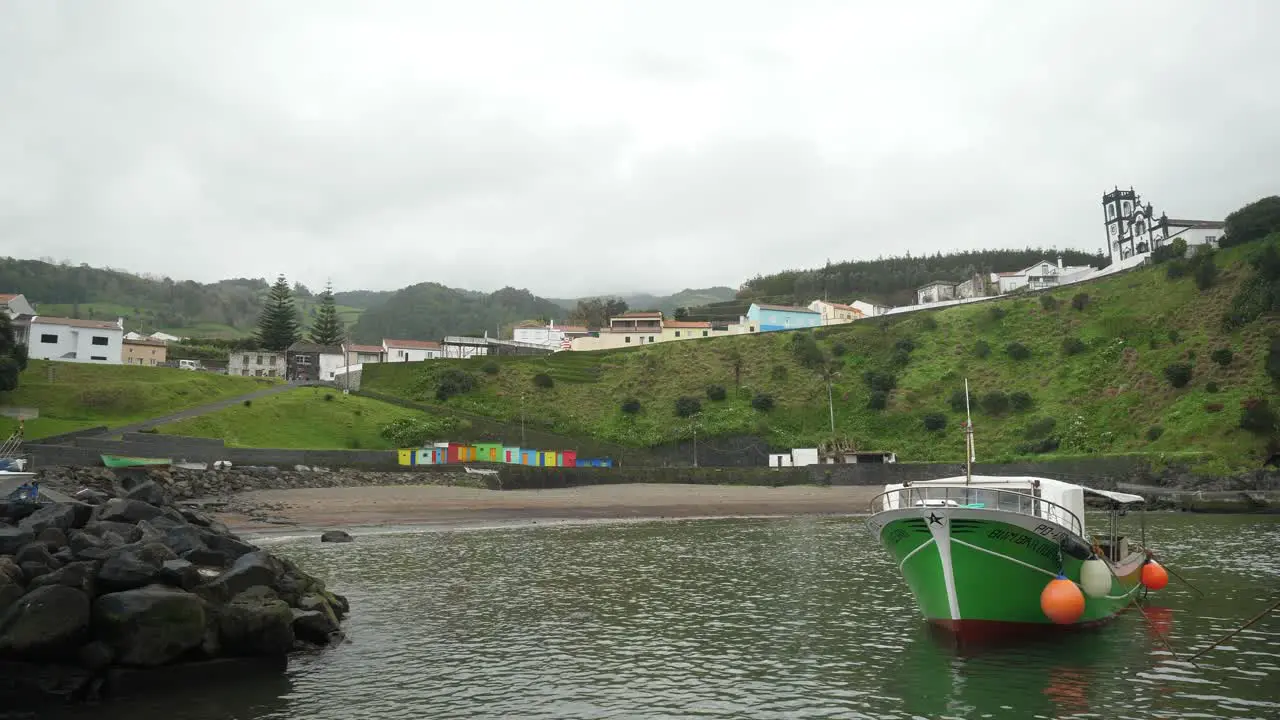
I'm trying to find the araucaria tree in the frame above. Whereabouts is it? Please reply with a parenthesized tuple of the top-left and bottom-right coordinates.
(0, 313, 29, 392)
(309, 281, 345, 346)
(256, 274, 302, 351)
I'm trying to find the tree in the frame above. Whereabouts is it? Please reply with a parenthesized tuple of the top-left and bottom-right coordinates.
(568, 297, 629, 328)
(309, 281, 345, 346)
(0, 313, 26, 391)
(256, 274, 302, 351)
(1222, 196, 1280, 248)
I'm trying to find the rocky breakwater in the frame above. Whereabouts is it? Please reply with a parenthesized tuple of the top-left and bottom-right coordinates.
(0, 476, 350, 709)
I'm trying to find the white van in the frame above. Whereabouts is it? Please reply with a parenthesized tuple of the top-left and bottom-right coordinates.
(177, 359, 202, 371)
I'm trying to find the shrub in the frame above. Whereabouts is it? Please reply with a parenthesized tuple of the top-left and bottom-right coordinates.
(1192, 249, 1219, 290)
(1010, 391, 1034, 412)
(1268, 336, 1280, 382)
(481, 361, 499, 375)
(1167, 329, 1181, 345)
(863, 370, 897, 393)
(1145, 425, 1165, 442)
(621, 398, 641, 414)
(751, 393, 775, 412)
(1210, 348, 1234, 366)
(923, 412, 947, 432)
(1171, 237, 1188, 258)
(1016, 437, 1060, 455)
(1071, 293, 1090, 311)
(705, 384, 727, 401)
(974, 340, 991, 359)
(324, 393, 335, 401)
(1023, 417, 1057, 439)
(1163, 363, 1193, 388)
(436, 369, 477, 401)
(890, 348, 912, 368)
(532, 373, 554, 389)
(894, 338, 916, 353)
(949, 389, 970, 412)
(988, 306, 1007, 321)
(830, 342, 847, 357)
(919, 315, 938, 330)
(1039, 295, 1059, 311)
(790, 333, 827, 369)
(980, 391, 1010, 415)
(1207, 381, 1220, 393)
(242, 399, 252, 407)
(674, 396, 702, 417)
(1061, 337, 1086, 356)
(771, 364, 789, 382)
(1221, 196, 1280, 248)
(1240, 399, 1278, 434)
(867, 391, 888, 410)
(1165, 260, 1188, 280)
(1005, 342, 1031, 360)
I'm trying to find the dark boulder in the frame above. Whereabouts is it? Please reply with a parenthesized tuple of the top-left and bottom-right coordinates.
(217, 586, 294, 656)
(123, 481, 168, 506)
(31, 561, 98, 597)
(73, 488, 110, 505)
(290, 608, 340, 644)
(0, 572, 23, 615)
(162, 524, 208, 557)
(37, 527, 68, 550)
(93, 585, 206, 666)
(134, 520, 166, 544)
(0, 585, 91, 657)
(68, 530, 107, 558)
(76, 640, 114, 671)
(0, 527, 34, 556)
(324, 591, 350, 620)
(94, 498, 164, 525)
(19, 502, 91, 535)
(201, 551, 285, 603)
(159, 559, 200, 591)
(83, 520, 143, 544)
(96, 543, 177, 593)
(0, 555, 21, 584)
(0, 660, 95, 708)
(201, 530, 256, 563)
(320, 530, 353, 543)
(179, 508, 215, 527)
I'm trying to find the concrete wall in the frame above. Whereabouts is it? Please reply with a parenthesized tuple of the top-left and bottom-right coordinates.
(29, 437, 400, 470)
(29, 426, 109, 446)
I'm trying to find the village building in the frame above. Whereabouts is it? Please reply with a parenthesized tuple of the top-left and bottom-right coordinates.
(570, 311, 733, 350)
(850, 300, 891, 317)
(227, 350, 286, 377)
(993, 257, 1096, 294)
(512, 321, 590, 350)
(343, 343, 387, 364)
(741, 303, 822, 333)
(382, 338, 442, 362)
(808, 300, 866, 325)
(286, 342, 345, 382)
(26, 316, 124, 364)
(916, 281, 958, 305)
(122, 337, 167, 366)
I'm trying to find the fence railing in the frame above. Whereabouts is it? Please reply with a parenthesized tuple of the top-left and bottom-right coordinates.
(869, 484, 1084, 537)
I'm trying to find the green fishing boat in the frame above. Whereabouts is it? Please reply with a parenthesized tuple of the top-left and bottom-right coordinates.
(866, 381, 1157, 641)
(101, 454, 172, 469)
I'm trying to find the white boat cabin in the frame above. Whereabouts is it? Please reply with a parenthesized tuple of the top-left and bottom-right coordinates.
(874, 475, 1143, 538)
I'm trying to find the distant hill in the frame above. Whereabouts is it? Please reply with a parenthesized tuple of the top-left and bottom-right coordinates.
(549, 287, 738, 314)
(350, 283, 567, 344)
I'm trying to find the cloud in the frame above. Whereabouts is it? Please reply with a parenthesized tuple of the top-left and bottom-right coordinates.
(1, 0, 1277, 298)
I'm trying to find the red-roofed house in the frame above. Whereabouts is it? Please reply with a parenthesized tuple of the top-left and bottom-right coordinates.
(383, 338, 442, 362)
(344, 343, 387, 364)
(807, 300, 866, 325)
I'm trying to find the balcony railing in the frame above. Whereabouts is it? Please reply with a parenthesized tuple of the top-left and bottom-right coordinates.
(869, 484, 1084, 537)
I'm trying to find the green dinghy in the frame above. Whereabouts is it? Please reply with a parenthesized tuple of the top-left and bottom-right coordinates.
(101, 454, 172, 469)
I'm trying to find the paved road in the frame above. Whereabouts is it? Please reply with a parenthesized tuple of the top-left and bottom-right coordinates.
(100, 382, 300, 437)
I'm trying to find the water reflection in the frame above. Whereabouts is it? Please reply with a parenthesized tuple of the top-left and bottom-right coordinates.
(44, 513, 1280, 719)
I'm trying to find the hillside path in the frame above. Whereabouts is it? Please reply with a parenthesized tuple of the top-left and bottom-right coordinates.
(99, 381, 302, 437)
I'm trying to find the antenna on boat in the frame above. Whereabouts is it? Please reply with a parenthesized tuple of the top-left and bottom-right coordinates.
(964, 378, 974, 485)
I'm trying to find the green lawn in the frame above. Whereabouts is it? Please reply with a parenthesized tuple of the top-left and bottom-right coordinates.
(0, 360, 280, 439)
(158, 386, 414, 449)
(363, 238, 1279, 470)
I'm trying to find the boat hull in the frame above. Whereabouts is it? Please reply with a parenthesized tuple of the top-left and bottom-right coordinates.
(101, 454, 172, 469)
(868, 508, 1143, 639)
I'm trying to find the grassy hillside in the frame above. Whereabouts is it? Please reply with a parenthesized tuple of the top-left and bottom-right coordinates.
(0, 361, 280, 439)
(363, 238, 1280, 471)
(159, 386, 411, 449)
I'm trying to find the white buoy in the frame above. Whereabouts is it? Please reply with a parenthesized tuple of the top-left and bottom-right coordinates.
(1081, 558, 1112, 598)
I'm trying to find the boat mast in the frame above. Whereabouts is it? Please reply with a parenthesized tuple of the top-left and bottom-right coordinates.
(964, 378, 974, 485)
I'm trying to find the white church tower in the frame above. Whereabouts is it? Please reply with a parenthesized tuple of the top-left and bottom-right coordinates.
(1104, 186, 1224, 266)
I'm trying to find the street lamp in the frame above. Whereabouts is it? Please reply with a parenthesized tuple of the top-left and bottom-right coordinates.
(520, 392, 526, 446)
(826, 369, 840, 434)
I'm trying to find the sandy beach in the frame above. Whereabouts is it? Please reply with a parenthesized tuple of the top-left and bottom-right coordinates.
(216, 483, 882, 533)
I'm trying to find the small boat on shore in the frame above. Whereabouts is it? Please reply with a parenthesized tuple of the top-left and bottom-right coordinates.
(101, 454, 172, 469)
(174, 461, 209, 471)
(866, 381, 1158, 641)
(463, 465, 500, 476)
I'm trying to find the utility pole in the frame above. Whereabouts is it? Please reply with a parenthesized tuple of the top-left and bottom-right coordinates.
(693, 427, 698, 468)
(826, 369, 838, 434)
(520, 392, 526, 446)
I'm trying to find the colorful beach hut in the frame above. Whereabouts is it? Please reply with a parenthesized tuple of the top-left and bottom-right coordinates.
(474, 443, 502, 463)
(519, 448, 538, 466)
(502, 447, 521, 464)
(397, 449, 414, 466)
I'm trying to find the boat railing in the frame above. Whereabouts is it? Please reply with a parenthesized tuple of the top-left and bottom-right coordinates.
(869, 485, 1084, 537)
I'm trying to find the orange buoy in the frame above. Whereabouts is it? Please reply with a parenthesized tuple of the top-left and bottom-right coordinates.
(1041, 574, 1086, 624)
(1141, 561, 1169, 590)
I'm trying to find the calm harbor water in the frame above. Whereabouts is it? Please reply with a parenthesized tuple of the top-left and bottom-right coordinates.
(54, 513, 1280, 719)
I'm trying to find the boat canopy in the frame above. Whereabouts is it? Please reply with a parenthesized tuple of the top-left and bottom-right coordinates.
(1082, 487, 1145, 504)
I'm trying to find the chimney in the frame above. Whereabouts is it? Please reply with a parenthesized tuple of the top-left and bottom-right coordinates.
(1057, 256, 1063, 270)
(117, 316, 124, 329)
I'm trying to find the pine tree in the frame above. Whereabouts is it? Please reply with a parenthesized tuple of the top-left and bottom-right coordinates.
(256, 274, 301, 351)
(309, 281, 345, 346)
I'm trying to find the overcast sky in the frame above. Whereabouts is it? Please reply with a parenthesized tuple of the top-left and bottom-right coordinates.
(2, 1, 1277, 298)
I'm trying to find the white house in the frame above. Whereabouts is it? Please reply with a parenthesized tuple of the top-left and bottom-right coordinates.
(27, 316, 124, 364)
(808, 300, 865, 325)
(343, 343, 386, 364)
(383, 338, 442, 362)
(850, 300, 890, 317)
(1103, 187, 1225, 264)
(994, 257, 1096, 294)
(916, 281, 958, 305)
(0, 294, 35, 320)
(513, 321, 590, 349)
(227, 350, 286, 377)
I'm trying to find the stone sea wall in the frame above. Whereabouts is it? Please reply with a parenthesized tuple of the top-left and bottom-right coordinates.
(0, 474, 350, 709)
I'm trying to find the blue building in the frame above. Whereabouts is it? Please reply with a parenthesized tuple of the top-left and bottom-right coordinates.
(745, 303, 822, 333)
